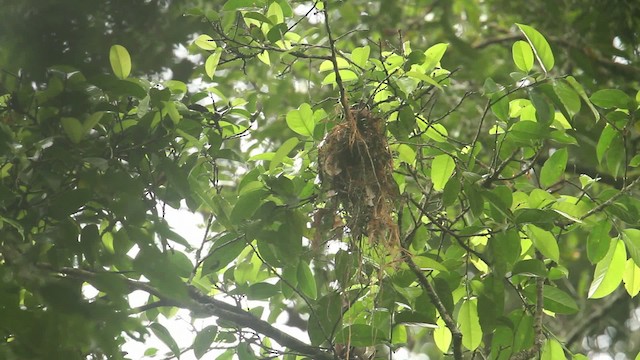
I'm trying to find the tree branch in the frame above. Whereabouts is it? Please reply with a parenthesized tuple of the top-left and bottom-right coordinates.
(322, 0, 354, 126)
(49, 266, 335, 360)
(403, 254, 463, 360)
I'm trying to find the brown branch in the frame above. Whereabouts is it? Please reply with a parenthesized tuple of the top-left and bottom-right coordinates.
(47, 266, 335, 360)
(580, 175, 640, 220)
(509, 274, 545, 360)
(403, 254, 463, 360)
(322, 0, 354, 126)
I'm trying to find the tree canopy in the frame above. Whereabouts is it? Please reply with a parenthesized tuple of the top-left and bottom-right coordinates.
(1, 0, 640, 359)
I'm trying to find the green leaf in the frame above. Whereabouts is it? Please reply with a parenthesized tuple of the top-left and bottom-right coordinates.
(434, 317, 452, 353)
(530, 91, 554, 124)
(431, 154, 455, 191)
(588, 239, 626, 299)
(61, 117, 84, 144)
(554, 80, 581, 117)
(406, 71, 442, 88)
(246, 282, 280, 300)
(587, 222, 612, 264)
(230, 190, 265, 224)
(193, 325, 218, 359)
(351, 45, 370, 68)
(423, 43, 448, 71)
(622, 229, 640, 267)
(541, 339, 567, 360)
(319, 57, 349, 72)
(512, 40, 534, 72)
(205, 49, 222, 79)
(285, 103, 314, 137)
(202, 234, 246, 274)
(590, 89, 631, 109)
(109, 44, 132, 79)
(458, 298, 482, 351)
(222, 0, 262, 11)
(512, 259, 547, 277)
(596, 125, 618, 164)
(566, 76, 600, 121)
(516, 24, 554, 73)
(623, 259, 640, 297)
(539, 148, 568, 188)
(491, 92, 509, 121)
(335, 324, 386, 347)
(297, 261, 317, 299)
(269, 137, 299, 172)
(540, 285, 579, 314)
(525, 225, 560, 262)
(150, 323, 181, 358)
(257, 50, 270, 65)
(194, 34, 217, 50)
(321, 69, 358, 85)
(83, 111, 105, 133)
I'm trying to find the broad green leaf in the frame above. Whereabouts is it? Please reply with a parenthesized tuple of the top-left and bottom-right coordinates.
(588, 239, 626, 299)
(351, 45, 371, 68)
(422, 123, 448, 142)
(222, 0, 262, 11)
(434, 317, 452, 353)
(83, 111, 105, 132)
(509, 120, 548, 141)
(193, 325, 218, 359)
(201, 234, 246, 274)
(423, 43, 448, 71)
(406, 71, 442, 88)
(413, 256, 448, 272)
(539, 148, 568, 188)
(150, 323, 180, 358)
(541, 339, 567, 360)
(257, 50, 270, 65)
(623, 259, 640, 297)
(335, 324, 385, 347)
(566, 76, 600, 121)
(297, 261, 317, 299)
(525, 225, 560, 262)
(596, 125, 618, 164)
(587, 222, 611, 264)
(266, 1, 284, 23)
(512, 259, 547, 277)
(230, 189, 265, 224)
(516, 24, 554, 73)
(622, 229, 640, 267)
(109, 44, 131, 79)
(319, 57, 349, 72)
(246, 282, 280, 300)
(590, 89, 631, 109)
(285, 103, 315, 137)
(530, 91, 554, 124)
(205, 49, 222, 79)
(554, 80, 581, 117)
(458, 298, 482, 351)
(61, 117, 84, 144)
(194, 34, 217, 50)
(512, 40, 534, 72)
(321, 69, 358, 85)
(540, 285, 579, 314)
(431, 154, 455, 191)
(167, 250, 193, 278)
(269, 137, 299, 172)
(491, 92, 509, 121)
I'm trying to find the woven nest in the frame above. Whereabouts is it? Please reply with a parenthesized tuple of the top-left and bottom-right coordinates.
(318, 105, 399, 247)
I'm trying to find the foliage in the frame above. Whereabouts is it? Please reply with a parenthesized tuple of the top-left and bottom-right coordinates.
(1, 1, 640, 360)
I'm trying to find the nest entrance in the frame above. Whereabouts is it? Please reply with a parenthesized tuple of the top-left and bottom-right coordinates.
(318, 105, 399, 247)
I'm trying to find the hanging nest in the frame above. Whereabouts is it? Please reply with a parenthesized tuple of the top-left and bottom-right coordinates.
(318, 104, 399, 247)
